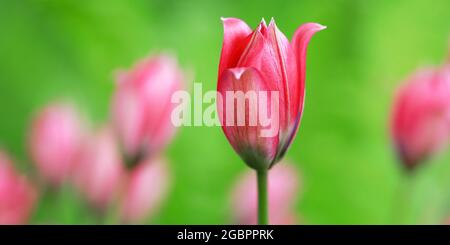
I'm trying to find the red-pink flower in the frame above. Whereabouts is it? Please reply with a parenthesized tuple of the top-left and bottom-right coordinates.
(74, 126, 125, 209)
(0, 150, 37, 225)
(231, 162, 301, 225)
(120, 157, 170, 223)
(391, 65, 450, 171)
(29, 102, 85, 185)
(217, 18, 325, 169)
(112, 55, 185, 162)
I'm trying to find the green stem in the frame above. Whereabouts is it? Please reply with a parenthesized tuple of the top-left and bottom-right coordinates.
(257, 169, 268, 225)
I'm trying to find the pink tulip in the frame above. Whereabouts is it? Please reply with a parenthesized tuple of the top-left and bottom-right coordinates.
(0, 150, 37, 224)
(391, 65, 450, 171)
(74, 126, 125, 209)
(112, 54, 185, 162)
(120, 156, 170, 223)
(231, 163, 301, 225)
(29, 102, 84, 185)
(217, 18, 325, 170)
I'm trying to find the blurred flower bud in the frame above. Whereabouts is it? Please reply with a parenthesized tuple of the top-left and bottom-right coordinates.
(0, 150, 37, 224)
(74, 126, 125, 209)
(29, 102, 85, 185)
(391, 66, 450, 171)
(231, 162, 301, 224)
(120, 156, 170, 223)
(112, 54, 185, 166)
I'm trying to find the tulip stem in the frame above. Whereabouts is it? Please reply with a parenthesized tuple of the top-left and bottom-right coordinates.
(257, 169, 268, 225)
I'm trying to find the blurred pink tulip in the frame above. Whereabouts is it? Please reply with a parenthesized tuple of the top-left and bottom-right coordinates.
(120, 157, 170, 223)
(74, 126, 125, 209)
(29, 102, 85, 185)
(0, 150, 36, 225)
(217, 18, 325, 170)
(391, 65, 450, 171)
(112, 54, 185, 162)
(231, 163, 301, 224)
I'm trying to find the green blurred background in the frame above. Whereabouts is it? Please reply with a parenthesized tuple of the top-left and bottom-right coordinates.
(1, 0, 450, 224)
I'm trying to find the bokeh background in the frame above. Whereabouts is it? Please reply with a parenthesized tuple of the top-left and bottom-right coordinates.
(1, 0, 450, 224)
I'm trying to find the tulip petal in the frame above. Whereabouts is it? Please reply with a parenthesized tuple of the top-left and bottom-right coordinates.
(288, 23, 326, 123)
(217, 67, 279, 169)
(113, 55, 183, 157)
(275, 23, 325, 160)
(391, 67, 450, 170)
(140, 57, 182, 154)
(74, 126, 124, 208)
(112, 86, 147, 156)
(121, 157, 170, 223)
(29, 103, 83, 185)
(266, 19, 290, 131)
(219, 18, 252, 77)
(236, 25, 289, 137)
(0, 151, 36, 224)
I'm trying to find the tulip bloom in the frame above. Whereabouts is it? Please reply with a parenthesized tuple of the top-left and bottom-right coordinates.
(231, 163, 301, 225)
(217, 18, 325, 170)
(74, 126, 125, 209)
(217, 17, 324, 224)
(391, 66, 450, 171)
(120, 157, 170, 223)
(29, 102, 84, 185)
(0, 150, 36, 224)
(112, 55, 185, 165)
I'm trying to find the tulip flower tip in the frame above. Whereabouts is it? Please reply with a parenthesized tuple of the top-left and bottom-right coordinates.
(318, 24, 327, 30)
(268, 17, 276, 26)
(260, 17, 267, 26)
(220, 17, 233, 23)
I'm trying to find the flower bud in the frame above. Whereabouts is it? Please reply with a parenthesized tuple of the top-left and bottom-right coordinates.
(29, 102, 85, 185)
(217, 18, 325, 170)
(74, 126, 125, 209)
(120, 156, 170, 223)
(0, 150, 36, 224)
(391, 66, 450, 171)
(112, 55, 185, 165)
